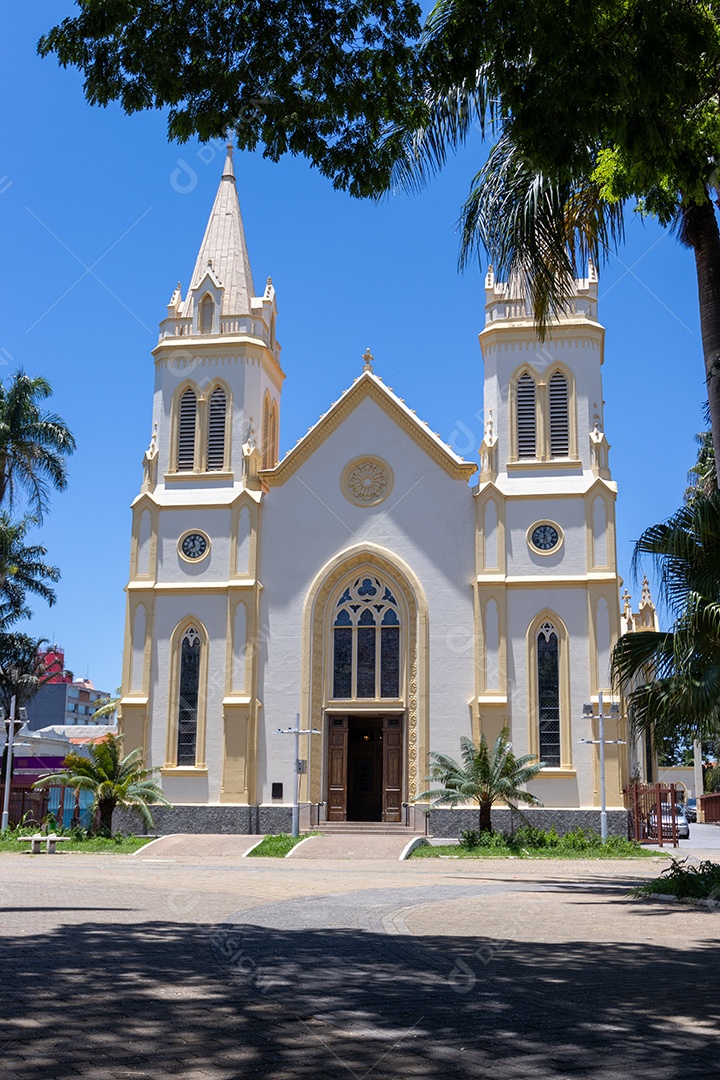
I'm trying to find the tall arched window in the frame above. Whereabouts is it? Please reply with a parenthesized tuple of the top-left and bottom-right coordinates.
(269, 400, 278, 467)
(262, 392, 271, 469)
(548, 371, 569, 457)
(200, 295, 214, 334)
(332, 576, 401, 699)
(206, 386, 227, 470)
(177, 388, 197, 471)
(516, 373, 537, 458)
(177, 627, 201, 765)
(537, 621, 561, 766)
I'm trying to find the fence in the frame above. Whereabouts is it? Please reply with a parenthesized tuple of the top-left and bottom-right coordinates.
(0, 783, 94, 830)
(0, 783, 50, 827)
(627, 782, 680, 847)
(700, 792, 720, 823)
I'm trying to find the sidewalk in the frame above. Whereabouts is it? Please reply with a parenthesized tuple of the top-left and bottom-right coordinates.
(0, 852, 716, 1079)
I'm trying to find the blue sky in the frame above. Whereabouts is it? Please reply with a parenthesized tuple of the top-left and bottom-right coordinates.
(0, 6, 706, 692)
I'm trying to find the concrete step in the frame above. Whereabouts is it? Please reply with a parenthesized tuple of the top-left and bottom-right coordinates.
(316, 823, 424, 835)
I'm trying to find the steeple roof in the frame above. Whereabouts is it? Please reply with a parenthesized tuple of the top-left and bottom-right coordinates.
(185, 145, 255, 316)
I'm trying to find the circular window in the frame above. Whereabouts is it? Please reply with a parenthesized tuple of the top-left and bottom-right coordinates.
(527, 521, 563, 555)
(341, 456, 394, 507)
(178, 530, 210, 562)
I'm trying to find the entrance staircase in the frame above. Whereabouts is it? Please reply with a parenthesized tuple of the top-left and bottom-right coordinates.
(316, 821, 425, 836)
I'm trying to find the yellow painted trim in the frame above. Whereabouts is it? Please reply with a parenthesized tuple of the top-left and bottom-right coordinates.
(301, 542, 430, 804)
(506, 459, 582, 472)
(164, 471, 234, 483)
(127, 581, 259, 592)
(160, 766, 209, 776)
(476, 574, 619, 587)
(153, 335, 286, 394)
(533, 769, 577, 779)
(261, 373, 476, 484)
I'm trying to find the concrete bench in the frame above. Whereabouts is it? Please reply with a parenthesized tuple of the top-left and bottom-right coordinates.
(18, 834, 73, 854)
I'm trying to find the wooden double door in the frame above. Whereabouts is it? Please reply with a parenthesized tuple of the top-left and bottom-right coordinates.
(327, 714, 404, 822)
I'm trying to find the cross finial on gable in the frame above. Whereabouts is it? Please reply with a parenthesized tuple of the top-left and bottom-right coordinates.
(362, 347, 374, 373)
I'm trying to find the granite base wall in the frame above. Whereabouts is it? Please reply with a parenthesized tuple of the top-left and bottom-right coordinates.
(114, 803, 630, 838)
(427, 807, 631, 839)
(113, 804, 294, 836)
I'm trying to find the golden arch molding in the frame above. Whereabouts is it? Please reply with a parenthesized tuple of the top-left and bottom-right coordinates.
(301, 543, 429, 802)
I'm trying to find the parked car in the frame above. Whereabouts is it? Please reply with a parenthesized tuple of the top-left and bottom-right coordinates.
(685, 798, 697, 822)
(648, 803, 690, 840)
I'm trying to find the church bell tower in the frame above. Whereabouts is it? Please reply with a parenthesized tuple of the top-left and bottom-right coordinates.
(120, 147, 284, 807)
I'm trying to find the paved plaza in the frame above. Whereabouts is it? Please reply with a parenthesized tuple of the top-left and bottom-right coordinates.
(1, 841, 719, 1079)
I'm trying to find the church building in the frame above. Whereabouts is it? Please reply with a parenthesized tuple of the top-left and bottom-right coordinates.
(119, 148, 630, 834)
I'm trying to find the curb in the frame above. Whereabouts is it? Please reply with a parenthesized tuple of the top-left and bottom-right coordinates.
(399, 837, 429, 861)
(641, 891, 720, 910)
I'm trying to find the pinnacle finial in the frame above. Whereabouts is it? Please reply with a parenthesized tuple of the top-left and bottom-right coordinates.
(222, 143, 235, 181)
(362, 347, 374, 373)
(640, 576, 654, 608)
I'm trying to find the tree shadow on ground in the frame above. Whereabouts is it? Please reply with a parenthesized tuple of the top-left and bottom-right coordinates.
(0, 914, 718, 1079)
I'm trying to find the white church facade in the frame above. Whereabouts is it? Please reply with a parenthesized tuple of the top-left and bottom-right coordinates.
(119, 148, 631, 834)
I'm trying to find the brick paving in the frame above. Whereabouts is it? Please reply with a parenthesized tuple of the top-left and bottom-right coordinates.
(0, 851, 718, 1079)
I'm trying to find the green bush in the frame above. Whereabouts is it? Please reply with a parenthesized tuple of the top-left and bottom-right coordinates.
(633, 857, 720, 899)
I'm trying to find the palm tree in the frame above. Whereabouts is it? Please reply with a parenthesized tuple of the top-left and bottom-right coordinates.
(385, 7, 720, 484)
(0, 513, 60, 627)
(0, 371, 75, 520)
(611, 491, 720, 742)
(34, 732, 170, 836)
(91, 687, 120, 723)
(0, 632, 57, 716)
(413, 728, 545, 832)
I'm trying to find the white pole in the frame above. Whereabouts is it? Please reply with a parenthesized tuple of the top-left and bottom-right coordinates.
(693, 739, 704, 821)
(598, 690, 608, 841)
(1, 696, 17, 832)
(292, 712, 300, 838)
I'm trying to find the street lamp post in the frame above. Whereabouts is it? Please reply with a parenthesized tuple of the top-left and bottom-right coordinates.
(580, 690, 624, 841)
(275, 713, 321, 838)
(1, 696, 17, 832)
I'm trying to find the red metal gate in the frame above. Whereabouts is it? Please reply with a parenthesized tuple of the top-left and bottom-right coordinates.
(0, 783, 50, 827)
(627, 782, 680, 847)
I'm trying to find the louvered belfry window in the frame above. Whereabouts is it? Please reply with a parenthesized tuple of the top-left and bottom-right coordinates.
(549, 372, 570, 457)
(207, 387, 227, 470)
(177, 388, 197, 471)
(516, 373, 537, 457)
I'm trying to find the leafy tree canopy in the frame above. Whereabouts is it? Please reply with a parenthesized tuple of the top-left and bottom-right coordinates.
(39, 0, 425, 196)
(39, 2, 720, 204)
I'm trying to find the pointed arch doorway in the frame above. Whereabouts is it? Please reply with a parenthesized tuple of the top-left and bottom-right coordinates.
(327, 713, 403, 821)
(302, 549, 428, 825)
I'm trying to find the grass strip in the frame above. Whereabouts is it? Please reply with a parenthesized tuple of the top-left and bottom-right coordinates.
(0, 834, 156, 855)
(246, 832, 317, 857)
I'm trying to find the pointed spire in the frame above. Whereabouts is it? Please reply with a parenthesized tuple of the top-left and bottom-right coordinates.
(184, 144, 255, 318)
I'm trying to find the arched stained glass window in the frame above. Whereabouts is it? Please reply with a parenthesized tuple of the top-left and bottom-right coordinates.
(537, 621, 561, 766)
(332, 576, 401, 699)
(177, 388, 197, 471)
(177, 627, 201, 765)
(516, 373, 537, 458)
(207, 386, 227, 470)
